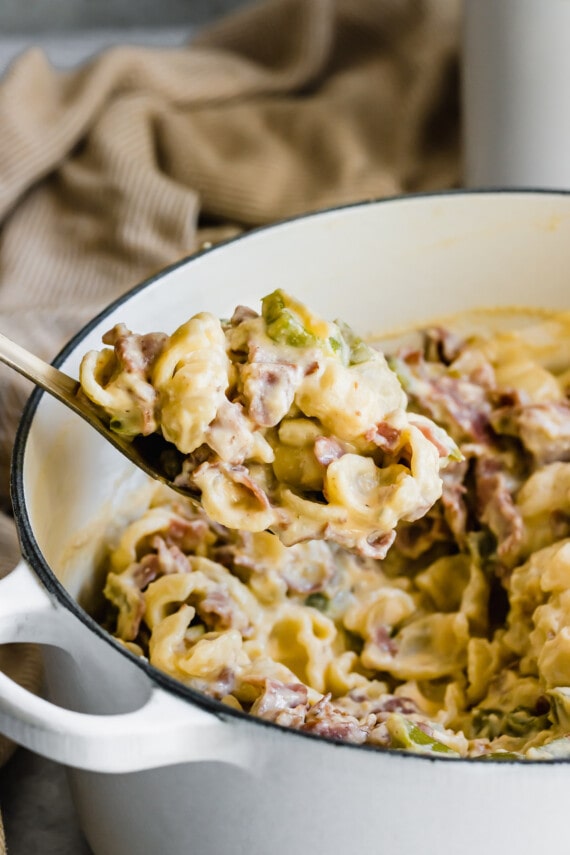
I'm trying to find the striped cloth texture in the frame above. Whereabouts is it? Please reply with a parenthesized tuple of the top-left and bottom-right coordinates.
(0, 0, 460, 848)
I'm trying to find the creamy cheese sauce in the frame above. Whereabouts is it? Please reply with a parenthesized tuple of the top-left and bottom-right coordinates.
(94, 303, 570, 759)
(80, 291, 456, 558)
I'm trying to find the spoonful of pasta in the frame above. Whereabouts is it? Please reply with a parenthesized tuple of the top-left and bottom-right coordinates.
(0, 291, 459, 558)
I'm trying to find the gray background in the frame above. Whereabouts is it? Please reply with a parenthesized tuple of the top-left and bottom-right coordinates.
(0, 0, 250, 75)
(0, 0, 247, 32)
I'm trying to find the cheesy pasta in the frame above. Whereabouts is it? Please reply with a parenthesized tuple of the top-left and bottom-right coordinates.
(80, 292, 458, 558)
(97, 307, 570, 759)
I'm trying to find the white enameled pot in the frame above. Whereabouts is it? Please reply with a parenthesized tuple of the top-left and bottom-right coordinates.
(3, 191, 570, 855)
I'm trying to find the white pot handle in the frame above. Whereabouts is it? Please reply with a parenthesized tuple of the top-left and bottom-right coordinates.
(0, 562, 254, 773)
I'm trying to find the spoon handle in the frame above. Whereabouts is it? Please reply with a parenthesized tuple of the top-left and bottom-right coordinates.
(0, 331, 80, 408)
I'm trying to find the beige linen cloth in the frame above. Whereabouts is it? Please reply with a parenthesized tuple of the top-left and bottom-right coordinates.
(0, 0, 460, 847)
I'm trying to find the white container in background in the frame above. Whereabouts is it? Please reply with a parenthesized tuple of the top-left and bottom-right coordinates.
(463, 0, 570, 189)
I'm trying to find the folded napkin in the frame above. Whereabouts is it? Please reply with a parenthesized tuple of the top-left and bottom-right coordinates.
(0, 0, 460, 846)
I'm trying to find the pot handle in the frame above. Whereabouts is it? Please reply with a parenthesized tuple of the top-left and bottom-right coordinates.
(0, 562, 254, 773)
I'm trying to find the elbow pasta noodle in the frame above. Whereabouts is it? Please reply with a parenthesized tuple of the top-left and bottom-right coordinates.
(152, 313, 230, 454)
(97, 305, 570, 759)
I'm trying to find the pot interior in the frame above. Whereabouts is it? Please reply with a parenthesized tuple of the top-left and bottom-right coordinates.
(15, 191, 570, 609)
